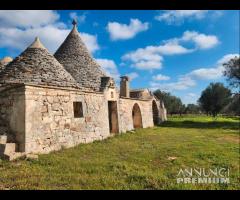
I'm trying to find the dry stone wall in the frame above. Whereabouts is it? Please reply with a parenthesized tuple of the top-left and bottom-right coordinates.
(0, 86, 25, 151)
(24, 85, 109, 154)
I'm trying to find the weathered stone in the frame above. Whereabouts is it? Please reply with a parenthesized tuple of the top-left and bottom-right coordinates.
(0, 135, 7, 144)
(41, 105, 48, 113)
(52, 103, 60, 111)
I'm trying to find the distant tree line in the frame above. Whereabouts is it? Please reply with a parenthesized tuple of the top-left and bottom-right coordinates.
(154, 90, 201, 116)
(154, 56, 240, 117)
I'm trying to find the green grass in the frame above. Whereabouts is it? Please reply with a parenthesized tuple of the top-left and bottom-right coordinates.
(0, 115, 239, 190)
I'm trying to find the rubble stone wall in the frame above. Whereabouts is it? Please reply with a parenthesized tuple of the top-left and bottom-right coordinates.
(0, 86, 25, 151)
(24, 85, 109, 154)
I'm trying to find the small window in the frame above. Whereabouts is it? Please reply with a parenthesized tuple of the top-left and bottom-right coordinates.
(73, 102, 83, 118)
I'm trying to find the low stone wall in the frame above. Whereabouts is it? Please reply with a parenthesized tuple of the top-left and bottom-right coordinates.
(0, 86, 25, 150)
(118, 98, 154, 133)
(24, 85, 109, 154)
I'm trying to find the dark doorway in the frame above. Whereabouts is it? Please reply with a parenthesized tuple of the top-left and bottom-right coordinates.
(152, 100, 159, 125)
(132, 103, 143, 129)
(108, 101, 119, 134)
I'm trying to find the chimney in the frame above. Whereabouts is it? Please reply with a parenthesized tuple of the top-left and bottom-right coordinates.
(120, 76, 130, 98)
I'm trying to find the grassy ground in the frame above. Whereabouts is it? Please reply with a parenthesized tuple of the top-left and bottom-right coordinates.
(0, 115, 239, 190)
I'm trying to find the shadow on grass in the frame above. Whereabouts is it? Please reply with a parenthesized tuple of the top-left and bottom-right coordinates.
(159, 120, 239, 130)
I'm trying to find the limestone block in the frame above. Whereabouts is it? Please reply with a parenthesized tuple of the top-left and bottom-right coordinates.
(52, 103, 60, 111)
(0, 143, 16, 154)
(63, 96, 70, 102)
(47, 96, 54, 104)
(42, 116, 53, 123)
(85, 116, 91, 122)
(53, 97, 60, 103)
(0, 135, 7, 144)
(41, 105, 48, 113)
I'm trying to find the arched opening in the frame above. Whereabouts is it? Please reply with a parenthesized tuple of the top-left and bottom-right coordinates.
(132, 103, 143, 129)
(152, 100, 159, 125)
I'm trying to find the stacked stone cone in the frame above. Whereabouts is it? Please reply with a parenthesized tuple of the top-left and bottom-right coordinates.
(54, 22, 106, 91)
(0, 37, 80, 89)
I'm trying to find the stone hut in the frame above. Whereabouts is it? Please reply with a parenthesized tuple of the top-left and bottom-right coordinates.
(0, 20, 167, 160)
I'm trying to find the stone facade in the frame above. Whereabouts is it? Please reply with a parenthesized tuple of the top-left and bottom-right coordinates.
(24, 85, 109, 154)
(0, 83, 166, 156)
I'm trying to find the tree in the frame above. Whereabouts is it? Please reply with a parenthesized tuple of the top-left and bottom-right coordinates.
(154, 90, 184, 115)
(154, 90, 172, 112)
(198, 83, 231, 117)
(221, 94, 240, 116)
(185, 104, 200, 114)
(223, 57, 240, 90)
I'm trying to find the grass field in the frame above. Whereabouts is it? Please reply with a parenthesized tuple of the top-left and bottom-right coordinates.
(0, 115, 239, 190)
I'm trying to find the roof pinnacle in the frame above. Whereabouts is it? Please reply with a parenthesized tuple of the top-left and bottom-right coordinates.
(72, 19, 77, 26)
(29, 37, 46, 49)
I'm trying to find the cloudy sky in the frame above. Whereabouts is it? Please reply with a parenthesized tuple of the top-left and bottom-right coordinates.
(0, 10, 239, 104)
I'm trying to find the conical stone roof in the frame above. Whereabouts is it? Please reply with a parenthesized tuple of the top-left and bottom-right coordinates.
(0, 37, 80, 89)
(54, 20, 106, 91)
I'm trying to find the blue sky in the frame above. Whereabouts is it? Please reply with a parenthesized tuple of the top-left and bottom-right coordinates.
(0, 10, 239, 104)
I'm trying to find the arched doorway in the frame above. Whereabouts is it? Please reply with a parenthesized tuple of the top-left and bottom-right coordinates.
(132, 103, 143, 129)
(152, 100, 159, 125)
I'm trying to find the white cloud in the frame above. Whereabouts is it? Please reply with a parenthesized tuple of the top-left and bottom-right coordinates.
(0, 26, 99, 54)
(0, 10, 100, 54)
(122, 48, 163, 70)
(149, 54, 239, 92)
(166, 31, 219, 50)
(122, 41, 192, 70)
(188, 53, 239, 80)
(189, 67, 223, 80)
(0, 26, 68, 53)
(150, 54, 239, 92)
(155, 10, 208, 24)
(69, 12, 87, 24)
(181, 31, 219, 49)
(80, 33, 99, 53)
(95, 58, 120, 81)
(152, 74, 170, 81)
(0, 10, 59, 28)
(150, 76, 196, 92)
(122, 30, 218, 71)
(126, 72, 139, 80)
(217, 53, 239, 65)
(107, 18, 149, 40)
(155, 42, 193, 55)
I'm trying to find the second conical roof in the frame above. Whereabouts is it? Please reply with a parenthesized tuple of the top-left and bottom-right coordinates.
(54, 22, 106, 91)
(0, 37, 79, 89)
